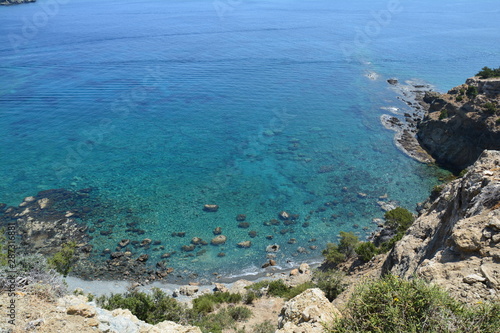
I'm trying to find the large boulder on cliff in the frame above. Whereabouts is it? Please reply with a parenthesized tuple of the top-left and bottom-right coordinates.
(382, 150, 500, 303)
(276, 288, 341, 333)
(417, 77, 500, 171)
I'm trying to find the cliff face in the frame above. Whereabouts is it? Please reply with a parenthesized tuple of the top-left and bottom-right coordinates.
(417, 77, 500, 171)
(382, 150, 500, 303)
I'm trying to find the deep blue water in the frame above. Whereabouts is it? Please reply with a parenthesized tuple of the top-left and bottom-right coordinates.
(1, 0, 499, 280)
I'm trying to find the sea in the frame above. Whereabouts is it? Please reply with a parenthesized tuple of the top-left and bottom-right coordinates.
(1, 0, 499, 281)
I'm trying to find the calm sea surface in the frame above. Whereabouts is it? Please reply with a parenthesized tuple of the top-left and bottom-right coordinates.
(1, 0, 499, 279)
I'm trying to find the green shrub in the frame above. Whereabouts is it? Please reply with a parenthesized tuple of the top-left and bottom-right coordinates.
(251, 320, 275, 333)
(190, 306, 252, 333)
(338, 231, 359, 258)
(97, 288, 186, 324)
(456, 95, 464, 102)
(355, 242, 378, 262)
(227, 306, 252, 321)
(192, 292, 243, 314)
(329, 275, 500, 333)
(378, 232, 404, 253)
(322, 231, 359, 265)
(467, 85, 479, 98)
(243, 290, 258, 304)
(322, 243, 346, 265)
(384, 207, 414, 233)
(284, 282, 316, 300)
(484, 102, 497, 114)
(47, 241, 77, 277)
(431, 184, 444, 198)
(439, 109, 449, 119)
(476, 66, 500, 79)
(496, 118, 500, 125)
(247, 280, 314, 300)
(248, 279, 289, 297)
(313, 270, 346, 302)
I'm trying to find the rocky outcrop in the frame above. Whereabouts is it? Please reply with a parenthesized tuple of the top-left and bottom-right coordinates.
(382, 150, 500, 302)
(59, 295, 202, 333)
(276, 288, 341, 333)
(417, 77, 500, 171)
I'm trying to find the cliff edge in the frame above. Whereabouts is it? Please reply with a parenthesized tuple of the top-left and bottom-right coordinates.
(382, 150, 500, 303)
(417, 77, 500, 171)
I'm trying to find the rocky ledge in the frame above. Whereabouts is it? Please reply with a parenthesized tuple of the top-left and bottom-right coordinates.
(417, 77, 500, 171)
(382, 150, 500, 302)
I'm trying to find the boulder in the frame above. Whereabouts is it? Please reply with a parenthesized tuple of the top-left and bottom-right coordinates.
(213, 283, 229, 293)
(211, 235, 227, 245)
(276, 288, 341, 333)
(118, 239, 130, 247)
(37, 198, 50, 209)
(67, 304, 96, 318)
(237, 241, 252, 248)
(266, 244, 280, 252)
(191, 237, 203, 245)
(203, 205, 219, 212)
(278, 211, 290, 220)
(179, 285, 199, 296)
(213, 227, 222, 235)
(136, 254, 149, 262)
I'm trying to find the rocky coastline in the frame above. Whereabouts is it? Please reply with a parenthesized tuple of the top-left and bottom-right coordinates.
(380, 78, 435, 164)
(2, 74, 499, 331)
(417, 77, 500, 171)
(385, 75, 500, 171)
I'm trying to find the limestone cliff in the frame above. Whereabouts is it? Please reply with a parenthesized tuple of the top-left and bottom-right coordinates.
(382, 150, 500, 302)
(417, 77, 500, 171)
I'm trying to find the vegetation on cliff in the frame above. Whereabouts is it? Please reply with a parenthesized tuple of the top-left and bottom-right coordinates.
(329, 275, 500, 333)
(477, 66, 500, 79)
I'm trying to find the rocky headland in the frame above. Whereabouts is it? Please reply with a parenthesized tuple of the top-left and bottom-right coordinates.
(417, 77, 500, 171)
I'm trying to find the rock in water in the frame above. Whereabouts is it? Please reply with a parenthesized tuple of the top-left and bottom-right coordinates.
(237, 241, 252, 248)
(203, 204, 219, 212)
(278, 211, 290, 220)
(211, 235, 227, 245)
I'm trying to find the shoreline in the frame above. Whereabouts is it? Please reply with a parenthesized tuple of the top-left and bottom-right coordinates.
(380, 78, 436, 164)
(65, 260, 323, 298)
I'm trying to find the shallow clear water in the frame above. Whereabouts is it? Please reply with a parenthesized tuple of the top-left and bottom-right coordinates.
(1, 0, 499, 280)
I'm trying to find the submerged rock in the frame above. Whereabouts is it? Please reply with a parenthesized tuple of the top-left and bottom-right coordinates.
(203, 204, 219, 212)
(266, 244, 280, 252)
(211, 235, 227, 245)
(237, 241, 252, 248)
(278, 211, 290, 220)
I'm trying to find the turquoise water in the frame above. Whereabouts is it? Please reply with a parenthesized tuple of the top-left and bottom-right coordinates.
(1, 0, 499, 280)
